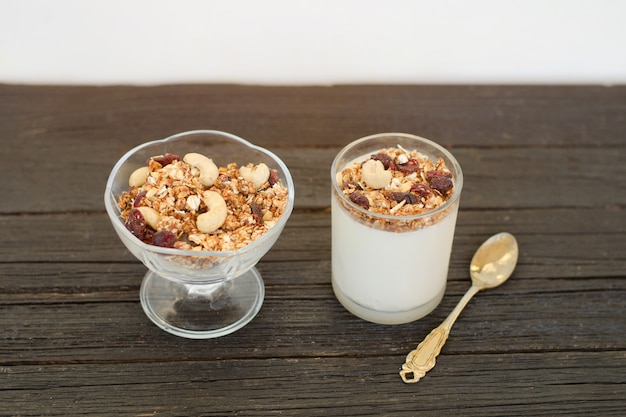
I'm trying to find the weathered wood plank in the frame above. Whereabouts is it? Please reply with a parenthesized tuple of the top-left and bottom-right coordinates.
(1, 239, 624, 296)
(1, 258, 623, 305)
(0, 352, 624, 416)
(1, 145, 625, 213)
(1, 208, 624, 278)
(2, 85, 625, 149)
(0, 283, 623, 364)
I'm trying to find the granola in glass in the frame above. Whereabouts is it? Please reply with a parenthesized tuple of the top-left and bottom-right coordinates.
(117, 153, 289, 251)
(335, 146, 455, 231)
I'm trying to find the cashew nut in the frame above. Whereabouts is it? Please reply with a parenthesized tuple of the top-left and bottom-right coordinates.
(183, 153, 219, 187)
(392, 177, 412, 193)
(362, 159, 392, 189)
(240, 163, 270, 189)
(129, 166, 150, 187)
(398, 182, 413, 193)
(136, 206, 160, 230)
(196, 191, 228, 233)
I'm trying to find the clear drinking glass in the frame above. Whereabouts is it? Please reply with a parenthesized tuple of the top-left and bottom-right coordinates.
(331, 133, 463, 324)
(104, 130, 294, 338)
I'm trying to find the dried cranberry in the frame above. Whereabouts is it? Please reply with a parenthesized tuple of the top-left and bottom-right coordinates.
(388, 192, 419, 204)
(349, 192, 370, 209)
(429, 175, 453, 193)
(371, 153, 396, 170)
(251, 202, 264, 225)
(133, 190, 147, 207)
(342, 181, 362, 191)
(410, 183, 432, 198)
(152, 231, 177, 248)
(125, 209, 147, 240)
(151, 153, 180, 166)
(268, 169, 279, 186)
(396, 158, 420, 174)
(426, 170, 452, 181)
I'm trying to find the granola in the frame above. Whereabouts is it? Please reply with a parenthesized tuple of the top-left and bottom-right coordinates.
(335, 146, 456, 232)
(118, 153, 289, 251)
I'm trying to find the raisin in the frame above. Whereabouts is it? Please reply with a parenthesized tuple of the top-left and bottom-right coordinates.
(268, 169, 279, 186)
(152, 231, 177, 248)
(429, 175, 453, 193)
(396, 158, 420, 174)
(388, 192, 419, 204)
(349, 191, 370, 209)
(125, 209, 147, 240)
(151, 153, 180, 166)
(251, 201, 264, 225)
(410, 182, 432, 198)
(371, 153, 396, 170)
(426, 170, 452, 181)
(133, 190, 147, 207)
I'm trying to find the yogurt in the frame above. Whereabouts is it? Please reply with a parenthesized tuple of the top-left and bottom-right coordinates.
(330, 133, 463, 324)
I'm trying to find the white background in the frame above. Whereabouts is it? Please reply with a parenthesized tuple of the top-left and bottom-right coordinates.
(1, 0, 625, 85)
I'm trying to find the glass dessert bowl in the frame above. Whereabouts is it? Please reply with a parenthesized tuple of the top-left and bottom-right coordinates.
(104, 130, 294, 338)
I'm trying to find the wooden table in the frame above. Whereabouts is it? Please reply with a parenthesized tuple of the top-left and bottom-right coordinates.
(1, 84, 624, 416)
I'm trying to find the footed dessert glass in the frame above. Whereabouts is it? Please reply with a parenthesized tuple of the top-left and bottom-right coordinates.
(105, 130, 294, 338)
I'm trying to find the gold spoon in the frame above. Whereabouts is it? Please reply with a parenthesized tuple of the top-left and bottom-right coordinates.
(400, 232, 519, 383)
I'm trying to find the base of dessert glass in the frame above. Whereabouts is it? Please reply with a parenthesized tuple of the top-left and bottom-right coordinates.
(139, 267, 265, 339)
(332, 279, 445, 325)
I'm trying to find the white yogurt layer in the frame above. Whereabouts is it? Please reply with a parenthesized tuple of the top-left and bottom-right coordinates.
(331, 193, 458, 324)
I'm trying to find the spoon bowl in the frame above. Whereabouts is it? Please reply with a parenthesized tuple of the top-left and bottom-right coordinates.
(470, 232, 519, 289)
(400, 232, 519, 383)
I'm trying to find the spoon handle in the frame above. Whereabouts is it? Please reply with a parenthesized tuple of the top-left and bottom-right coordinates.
(399, 323, 450, 383)
(400, 285, 481, 383)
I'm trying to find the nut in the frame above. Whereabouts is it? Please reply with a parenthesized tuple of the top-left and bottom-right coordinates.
(136, 206, 160, 230)
(396, 153, 409, 164)
(399, 182, 412, 193)
(183, 153, 219, 187)
(197, 191, 228, 233)
(240, 163, 270, 189)
(361, 159, 392, 189)
(129, 166, 150, 187)
(186, 194, 201, 211)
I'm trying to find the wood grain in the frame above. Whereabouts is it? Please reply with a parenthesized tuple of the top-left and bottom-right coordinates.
(0, 353, 623, 416)
(0, 84, 624, 416)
